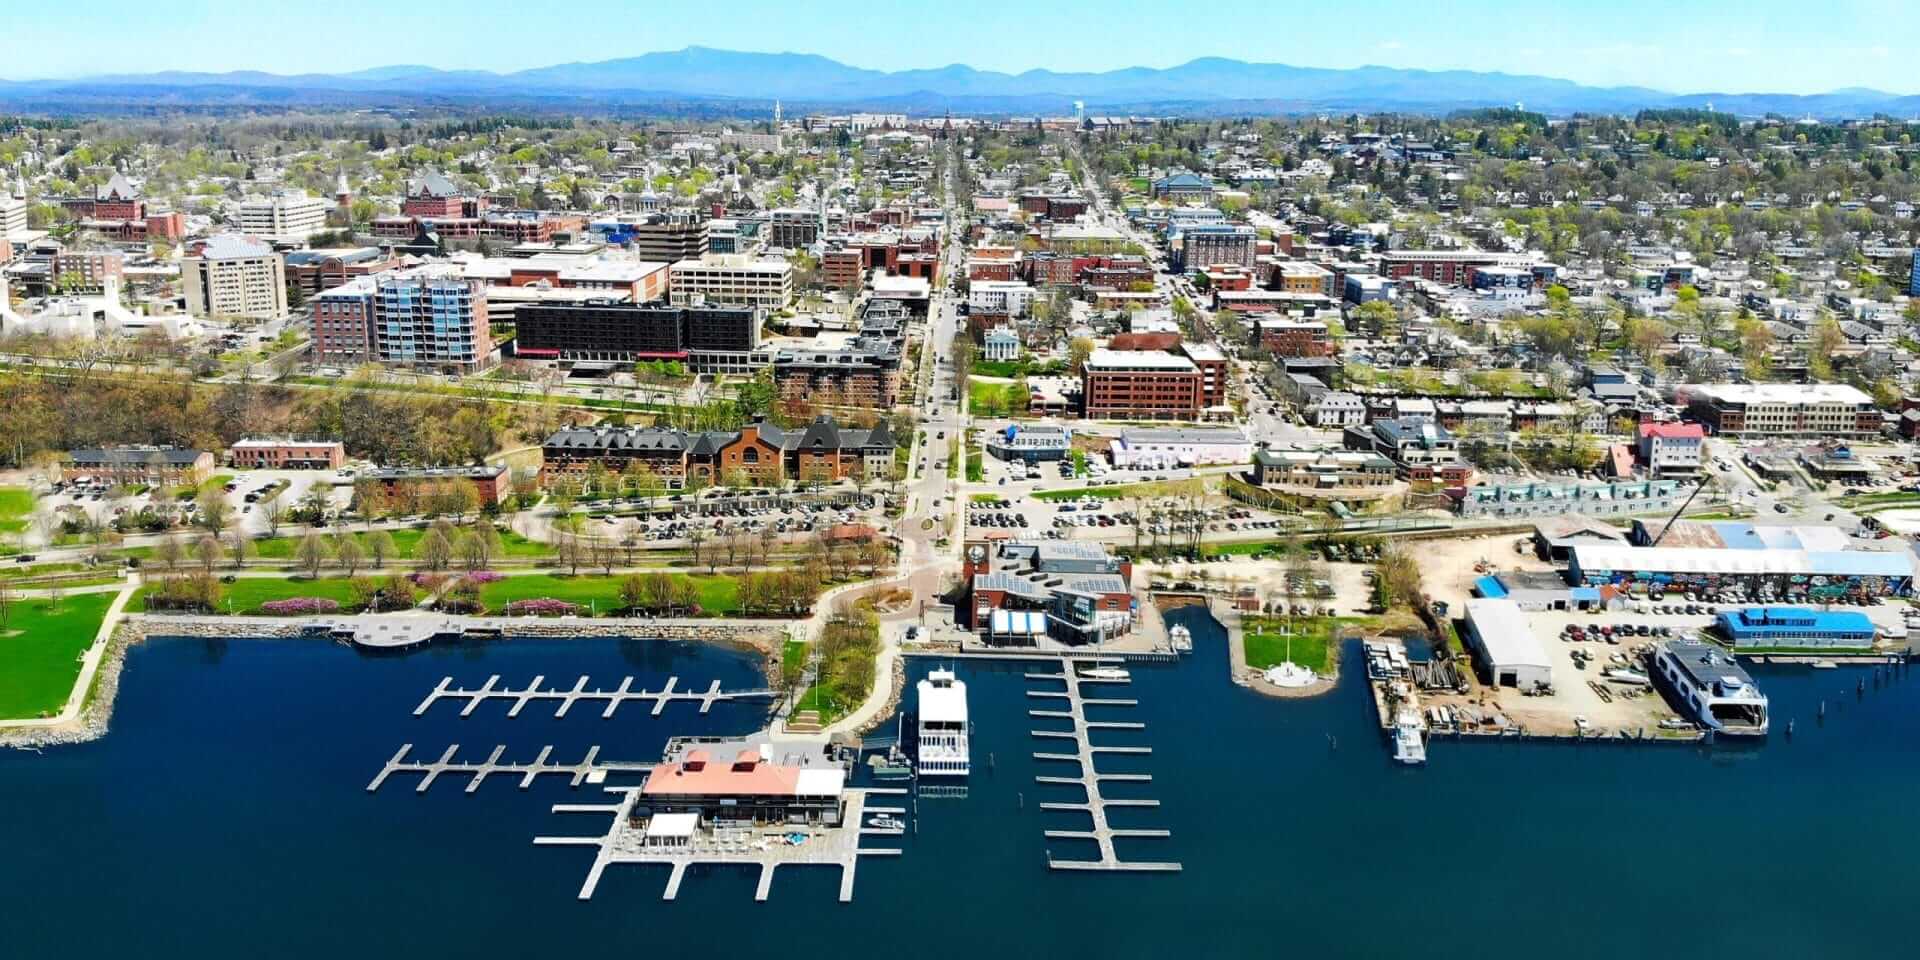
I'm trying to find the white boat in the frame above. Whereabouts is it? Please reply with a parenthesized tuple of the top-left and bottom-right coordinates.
(1651, 639, 1769, 737)
(1391, 707, 1427, 765)
(914, 668, 970, 777)
(1602, 667, 1651, 686)
(1078, 665, 1131, 682)
(867, 815, 904, 830)
(1169, 623, 1193, 652)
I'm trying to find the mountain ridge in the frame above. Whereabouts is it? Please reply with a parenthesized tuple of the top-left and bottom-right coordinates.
(2, 46, 1914, 117)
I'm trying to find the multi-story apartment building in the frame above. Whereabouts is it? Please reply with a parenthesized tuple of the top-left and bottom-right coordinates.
(514, 300, 760, 369)
(310, 277, 376, 365)
(182, 234, 287, 321)
(1343, 418, 1472, 484)
(631, 212, 711, 264)
(1252, 317, 1334, 357)
(227, 438, 346, 470)
(1171, 224, 1257, 272)
(770, 337, 903, 409)
(1637, 422, 1705, 477)
(541, 415, 893, 489)
(1082, 349, 1202, 420)
(1181, 341, 1229, 410)
(371, 271, 492, 373)
(238, 190, 334, 243)
(49, 249, 125, 292)
(669, 254, 793, 310)
(0, 193, 26, 236)
(1684, 383, 1880, 439)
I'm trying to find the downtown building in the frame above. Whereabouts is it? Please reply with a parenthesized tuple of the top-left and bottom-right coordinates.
(770, 336, 905, 410)
(370, 269, 493, 373)
(182, 233, 287, 321)
(1081, 349, 1203, 420)
(238, 189, 334, 243)
(669, 254, 794, 310)
(514, 299, 761, 372)
(540, 415, 894, 489)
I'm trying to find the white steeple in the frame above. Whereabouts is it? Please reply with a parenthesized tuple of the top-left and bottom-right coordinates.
(774, 100, 782, 126)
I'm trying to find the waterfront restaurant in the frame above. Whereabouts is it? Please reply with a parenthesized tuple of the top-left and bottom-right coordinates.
(638, 744, 846, 826)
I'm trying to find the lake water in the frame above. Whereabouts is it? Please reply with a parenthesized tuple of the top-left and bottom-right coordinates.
(2, 611, 1916, 959)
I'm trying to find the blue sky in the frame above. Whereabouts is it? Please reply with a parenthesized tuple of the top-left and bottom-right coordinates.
(7, 0, 1916, 95)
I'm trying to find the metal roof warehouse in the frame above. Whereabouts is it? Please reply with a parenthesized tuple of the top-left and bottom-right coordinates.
(1568, 545, 1914, 596)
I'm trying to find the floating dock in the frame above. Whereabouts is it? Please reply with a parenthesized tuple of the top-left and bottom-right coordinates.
(1027, 665, 1181, 873)
(365, 743, 654, 793)
(412, 674, 778, 720)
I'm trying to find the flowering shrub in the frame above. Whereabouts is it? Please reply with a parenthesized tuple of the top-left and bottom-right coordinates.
(464, 571, 505, 584)
(259, 597, 341, 616)
(502, 598, 577, 617)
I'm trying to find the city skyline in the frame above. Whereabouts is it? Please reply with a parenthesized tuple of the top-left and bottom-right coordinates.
(6, 0, 1920, 97)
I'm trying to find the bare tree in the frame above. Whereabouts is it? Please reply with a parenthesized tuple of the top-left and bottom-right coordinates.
(296, 531, 331, 579)
(366, 529, 395, 569)
(336, 535, 367, 578)
(155, 534, 185, 574)
(193, 533, 223, 576)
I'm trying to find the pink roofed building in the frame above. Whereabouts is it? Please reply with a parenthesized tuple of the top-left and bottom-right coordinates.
(1637, 421, 1704, 478)
(640, 743, 847, 825)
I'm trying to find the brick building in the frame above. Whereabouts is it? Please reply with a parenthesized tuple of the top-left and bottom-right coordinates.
(1082, 349, 1202, 420)
(228, 439, 347, 470)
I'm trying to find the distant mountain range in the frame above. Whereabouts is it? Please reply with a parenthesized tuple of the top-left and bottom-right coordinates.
(4, 46, 1919, 118)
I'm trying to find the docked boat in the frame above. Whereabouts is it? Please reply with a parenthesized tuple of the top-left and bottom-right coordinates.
(1391, 707, 1427, 765)
(1651, 639, 1769, 737)
(1169, 623, 1193, 652)
(867, 814, 904, 830)
(1078, 665, 1131, 682)
(914, 668, 970, 777)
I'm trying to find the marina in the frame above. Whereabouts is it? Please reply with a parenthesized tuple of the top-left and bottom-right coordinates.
(411, 674, 779, 719)
(1027, 663, 1182, 873)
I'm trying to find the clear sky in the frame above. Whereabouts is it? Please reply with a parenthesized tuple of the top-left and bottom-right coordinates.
(7, 0, 1917, 95)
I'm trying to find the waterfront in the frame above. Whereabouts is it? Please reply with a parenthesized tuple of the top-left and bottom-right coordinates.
(2, 613, 1917, 958)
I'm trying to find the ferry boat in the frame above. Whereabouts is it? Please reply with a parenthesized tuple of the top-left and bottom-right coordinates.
(1169, 623, 1193, 653)
(1651, 639, 1769, 737)
(914, 669, 970, 777)
(1391, 707, 1427, 765)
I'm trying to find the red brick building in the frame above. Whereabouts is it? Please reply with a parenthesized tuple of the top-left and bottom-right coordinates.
(228, 439, 347, 470)
(1082, 349, 1202, 420)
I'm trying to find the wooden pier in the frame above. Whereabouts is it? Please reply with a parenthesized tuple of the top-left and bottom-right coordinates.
(412, 674, 778, 720)
(1027, 665, 1182, 873)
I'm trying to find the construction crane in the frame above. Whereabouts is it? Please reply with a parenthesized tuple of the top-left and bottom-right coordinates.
(1646, 476, 1712, 547)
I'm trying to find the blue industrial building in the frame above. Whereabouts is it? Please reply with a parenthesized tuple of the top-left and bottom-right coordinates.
(1714, 607, 1877, 649)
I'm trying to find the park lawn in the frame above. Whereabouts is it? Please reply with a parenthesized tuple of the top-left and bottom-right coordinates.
(1242, 616, 1370, 675)
(0, 591, 117, 719)
(0, 487, 33, 534)
(249, 526, 547, 561)
(966, 379, 1025, 417)
(476, 573, 742, 616)
(128, 576, 364, 615)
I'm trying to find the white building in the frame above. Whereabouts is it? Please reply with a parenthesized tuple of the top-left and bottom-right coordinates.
(1637, 422, 1704, 476)
(983, 325, 1021, 361)
(968, 280, 1036, 317)
(183, 234, 286, 321)
(668, 254, 793, 310)
(0, 194, 26, 236)
(0, 274, 202, 340)
(237, 190, 333, 243)
(1463, 598, 1554, 690)
(1308, 391, 1367, 428)
(1109, 426, 1252, 470)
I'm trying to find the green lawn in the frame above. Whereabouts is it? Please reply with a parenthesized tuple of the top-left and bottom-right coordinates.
(249, 526, 547, 561)
(0, 487, 33, 534)
(1033, 478, 1204, 501)
(128, 576, 364, 615)
(0, 591, 116, 719)
(476, 573, 741, 616)
(967, 379, 1026, 417)
(1242, 616, 1368, 675)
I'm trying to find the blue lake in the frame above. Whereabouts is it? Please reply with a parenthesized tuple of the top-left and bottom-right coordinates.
(1, 610, 1916, 959)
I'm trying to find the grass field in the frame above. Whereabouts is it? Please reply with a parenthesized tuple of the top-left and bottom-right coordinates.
(0, 487, 33, 535)
(967, 379, 1026, 417)
(248, 526, 547, 561)
(128, 576, 364, 614)
(1242, 616, 1369, 675)
(0, 591, 116, 719)
(1033, 478, 1205, 501)
(475, 573, 741, 616)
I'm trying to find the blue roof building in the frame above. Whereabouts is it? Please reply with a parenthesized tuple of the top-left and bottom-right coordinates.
(1715, 607, 1877, 649)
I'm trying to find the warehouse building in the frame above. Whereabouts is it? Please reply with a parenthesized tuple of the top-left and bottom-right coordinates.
(1567, 545, 1914, 600)
(1462, 598, 1554, 690)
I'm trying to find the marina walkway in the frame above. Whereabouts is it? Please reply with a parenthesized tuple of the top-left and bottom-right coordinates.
(1027, 666, 1182, 873)
(412, 674, 777, 719)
